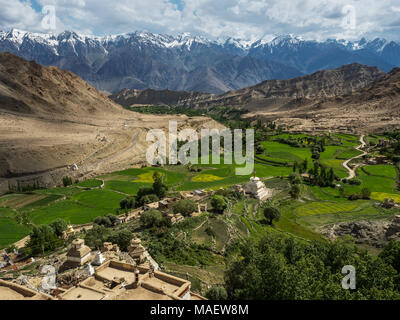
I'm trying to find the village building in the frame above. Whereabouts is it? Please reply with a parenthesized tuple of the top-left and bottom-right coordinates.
(197, 203, 208, 214)
(0, 279, 53, 300)
(102, 242, 120, 253)
(245, 176, 271, 201)
(128, 239, 147, 263)
(143, 202, 159, 211)
(167, 213, 177, 224)
(59, 260, 206, 301)
(175, 213, 184, 223)
(66, 239, 91, 267)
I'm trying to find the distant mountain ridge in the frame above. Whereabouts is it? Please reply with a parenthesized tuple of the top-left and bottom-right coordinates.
(1, 29, 399, 94)
(112, 63, 385, 111)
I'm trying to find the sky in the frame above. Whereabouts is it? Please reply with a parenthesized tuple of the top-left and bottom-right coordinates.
(1, 0, 400, 41)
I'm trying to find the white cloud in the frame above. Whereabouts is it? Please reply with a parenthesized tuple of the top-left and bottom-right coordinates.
(1, 0, 400, 41)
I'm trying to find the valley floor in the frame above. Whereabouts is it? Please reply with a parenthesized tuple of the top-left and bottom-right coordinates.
(1, 131, 400, 293)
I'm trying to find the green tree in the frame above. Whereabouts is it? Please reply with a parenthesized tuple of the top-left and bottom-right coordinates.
(27, 225, 62, 255)
(206, 286, 228, 300)
(153, 171, 168, 198)
(49, 219, 68, 237)
(140, 209, 164, 228)
(85, 225, 111, 249)
(107, 229, 133, 251)
(263, 205, 280, 225)
(94, 216, 113, 227)
(361, 187, 371, 199)
(379, 240, 400, 274)
(210, 195, 228, 214)
(140, 194, 159, 205)
(173, 199, 197, 217)
(289, 184, 301, 199)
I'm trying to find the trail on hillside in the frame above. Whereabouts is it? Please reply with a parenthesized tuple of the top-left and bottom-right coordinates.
(342, 135, 367, 180)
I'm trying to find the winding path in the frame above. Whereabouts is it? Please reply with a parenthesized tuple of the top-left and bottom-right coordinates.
(342, 135, 368, 180)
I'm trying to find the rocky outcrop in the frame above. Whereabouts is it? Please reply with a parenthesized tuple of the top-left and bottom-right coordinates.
(320, 215, 400, 248)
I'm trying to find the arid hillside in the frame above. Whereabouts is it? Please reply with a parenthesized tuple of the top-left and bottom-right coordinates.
(112, 63, 384, 111)
(110, 88, 213, 107)
(0, 53, 223, 192)
(246, 67, 400, 133)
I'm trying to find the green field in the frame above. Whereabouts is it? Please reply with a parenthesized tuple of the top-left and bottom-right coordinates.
(1, 131, 400, 249)
(0, 218, 30, 246)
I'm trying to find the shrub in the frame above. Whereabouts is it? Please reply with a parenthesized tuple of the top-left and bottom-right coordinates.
(107, 229, 133, 251)
(173, 199, 197, 217)
(210, 195, 228, 214)
(348, 179, 361, 186)
(205, 226, 216, 238)
(348, 194, 361, 201)
(206, 286, 228, 300)
(62, 176, 73, 187)
(120, 197, 136, 210)
(140, 194, 159, 205)
(140, 209, 164, 228)
(5, 244, 18, 254)
(361, 187, 371, 200)
(94, 216, 113, 227)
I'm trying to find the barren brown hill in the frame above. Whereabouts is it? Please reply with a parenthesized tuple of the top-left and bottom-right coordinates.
(247, 67, 400, 133)
(110, 88, 213, 107)
(0, 52, 223, 192)
(182, 63, 384, 110)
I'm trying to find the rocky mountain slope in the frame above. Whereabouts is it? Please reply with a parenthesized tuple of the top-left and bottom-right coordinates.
(112, 63, 384, 110)
(110, 88, 212, 107)
(247, 66, 400, 133)
(0, 53, 223, 191)
(0, 29, 302, 94)
(111, 62, 400, 133)
(1, 29, 399, 94)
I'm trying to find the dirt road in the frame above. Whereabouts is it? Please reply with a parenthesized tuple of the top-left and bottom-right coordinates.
(342, 135, 367, 180)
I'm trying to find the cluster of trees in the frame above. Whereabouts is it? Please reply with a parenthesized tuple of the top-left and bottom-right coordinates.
(23, 219, 68, 256)
(274, 136, 326, 154)
(308, 161, 337, 187)
(140, 209, 171, 230)
(311, 139, 326, 160)
(293, 159, 308, 174)
(173, 199, 197, 217)
(94, 214, 118, 227)
(119, 171, 168, 211)
(143, 219, 217, 266)
(215, 187, 243, 201)
(224, 233, 400, 300)
(348, 187, 371, 201)
(84, 225, 133, 251)
(292, 159, 339, 188)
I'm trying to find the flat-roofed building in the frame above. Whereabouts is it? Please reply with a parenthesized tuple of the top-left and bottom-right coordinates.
(59, 260, 206, 301)
(0, 279, 53, 300)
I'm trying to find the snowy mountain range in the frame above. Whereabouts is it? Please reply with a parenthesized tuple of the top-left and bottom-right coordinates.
(1, 29, 399, 94)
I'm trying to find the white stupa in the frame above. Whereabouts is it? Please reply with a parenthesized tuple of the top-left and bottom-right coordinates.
(92, 251, 105, 266)
(245, 176, 271, 201)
